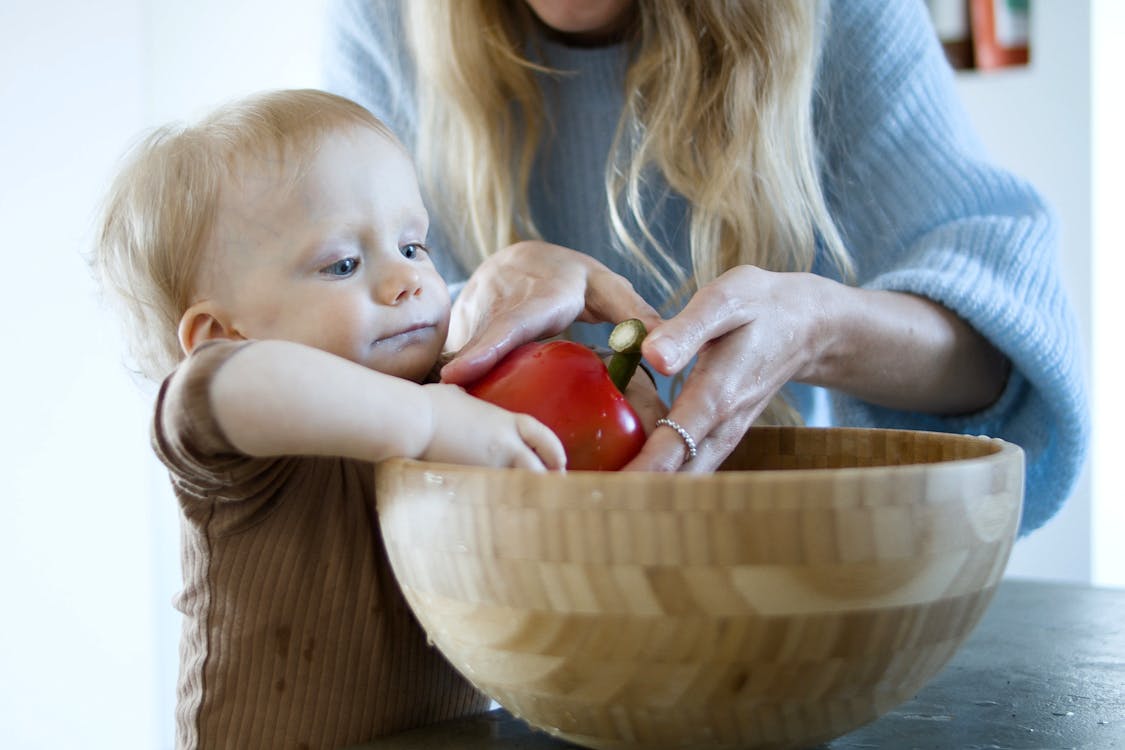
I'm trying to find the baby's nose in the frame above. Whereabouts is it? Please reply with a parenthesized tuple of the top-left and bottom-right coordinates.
(376, 263, 423, 305)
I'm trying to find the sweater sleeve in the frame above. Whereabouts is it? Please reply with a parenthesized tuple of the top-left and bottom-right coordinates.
(813, 0, 1089, 535)
(322, 0, 416, 148)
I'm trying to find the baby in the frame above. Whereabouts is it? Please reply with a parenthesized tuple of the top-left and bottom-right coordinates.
(93, 89, 567, 749)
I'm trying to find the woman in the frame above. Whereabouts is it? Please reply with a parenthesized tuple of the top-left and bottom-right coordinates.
(324, 0, 1087, 535)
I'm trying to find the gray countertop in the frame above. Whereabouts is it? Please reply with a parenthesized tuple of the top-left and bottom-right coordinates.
(351, 580, 1125, 749)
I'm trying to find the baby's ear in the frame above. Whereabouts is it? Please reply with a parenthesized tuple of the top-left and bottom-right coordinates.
(177, 302, 242, 355)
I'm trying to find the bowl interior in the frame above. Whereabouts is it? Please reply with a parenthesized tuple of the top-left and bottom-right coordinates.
(718, 425, 1006, 471)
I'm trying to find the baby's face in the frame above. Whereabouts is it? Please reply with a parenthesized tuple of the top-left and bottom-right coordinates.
(202, 126, 450, 382)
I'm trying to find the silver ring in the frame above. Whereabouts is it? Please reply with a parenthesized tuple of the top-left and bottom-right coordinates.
(655, 418, 698, 462)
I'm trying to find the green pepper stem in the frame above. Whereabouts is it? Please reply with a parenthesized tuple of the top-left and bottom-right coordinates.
(607, 319, 647, 394)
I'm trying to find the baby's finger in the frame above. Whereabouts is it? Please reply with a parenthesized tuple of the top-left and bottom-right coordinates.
(511, 450, 548, 473)
(516, 415, 567, 471)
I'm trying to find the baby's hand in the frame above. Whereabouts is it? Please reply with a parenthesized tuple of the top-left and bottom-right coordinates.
(419, 383, 566, 471)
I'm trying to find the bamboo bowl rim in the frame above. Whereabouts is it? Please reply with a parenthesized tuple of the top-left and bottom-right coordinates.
(376, 427, 1022, 512)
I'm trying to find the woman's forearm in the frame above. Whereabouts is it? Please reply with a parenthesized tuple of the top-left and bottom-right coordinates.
(805, 284, 1010, 415)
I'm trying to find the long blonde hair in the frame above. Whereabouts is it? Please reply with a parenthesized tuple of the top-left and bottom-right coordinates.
(405, 0, 853, 302)
(93, 89, 394, 382)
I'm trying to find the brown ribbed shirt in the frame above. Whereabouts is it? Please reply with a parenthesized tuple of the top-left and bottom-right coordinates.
(153, 341, 488, 750)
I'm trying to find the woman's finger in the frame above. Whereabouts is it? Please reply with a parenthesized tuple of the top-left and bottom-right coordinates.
(441, 310, 558, 385)
(445, 243, 663, 385)
(580, 268, 663, 332)
(444, 302, 580, 383)
(642, 267, 759, 374)
(621, 422, 693, 472)
(624, 318, 784, 473)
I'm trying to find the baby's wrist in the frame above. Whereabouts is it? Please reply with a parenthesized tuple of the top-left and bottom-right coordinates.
(412, 383, 446, 460)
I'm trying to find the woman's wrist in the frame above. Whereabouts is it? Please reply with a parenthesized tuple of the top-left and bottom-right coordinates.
(791, 272, 847, 387)
(802, 283, 1009, 415)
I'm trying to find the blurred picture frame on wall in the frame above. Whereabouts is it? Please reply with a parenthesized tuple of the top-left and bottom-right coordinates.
(972, 0, 1031, 70)
(926, 0, 1031, 72)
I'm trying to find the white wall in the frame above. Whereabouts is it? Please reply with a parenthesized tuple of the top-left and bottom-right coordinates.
(1, 1, 156, 748)
(0, 1, 1115, 748)
(1090, 1, 1125, 589)
(0, 0, 327, 747)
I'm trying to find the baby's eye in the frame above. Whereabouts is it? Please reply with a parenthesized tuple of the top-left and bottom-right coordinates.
(322, 257, 360, 277)
(400, 243, 429, 261)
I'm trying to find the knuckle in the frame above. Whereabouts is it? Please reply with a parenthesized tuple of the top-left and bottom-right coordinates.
(508, 240, 536, 260)
(726, 264, 760, 286)
(699, 281, 744, 320)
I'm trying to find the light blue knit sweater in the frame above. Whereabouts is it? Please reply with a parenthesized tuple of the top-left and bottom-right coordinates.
(323, 0, 1088, 536)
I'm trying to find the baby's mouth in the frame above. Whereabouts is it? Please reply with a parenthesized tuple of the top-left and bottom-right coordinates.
(373, 322, 435, 348)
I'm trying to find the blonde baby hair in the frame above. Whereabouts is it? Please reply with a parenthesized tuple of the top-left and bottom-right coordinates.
(93, 88, 395, 382)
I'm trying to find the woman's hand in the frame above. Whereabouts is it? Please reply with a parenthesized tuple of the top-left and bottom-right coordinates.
(619, 362, 668, 438)
(440, 240, 662, 385)
(623, 265, 1009, 473)
(421, 383, 567, 471)
(624, 266, 830, 472)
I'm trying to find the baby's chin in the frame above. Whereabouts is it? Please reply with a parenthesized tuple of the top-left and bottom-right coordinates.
(365, 324, 447, 380)
(367, 346, 445, 384)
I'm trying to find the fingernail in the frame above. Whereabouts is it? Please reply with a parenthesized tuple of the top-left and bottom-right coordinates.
(648, 336, 678, 367)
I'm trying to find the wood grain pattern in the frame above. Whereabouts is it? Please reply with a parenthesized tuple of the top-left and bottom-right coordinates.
(374, 427, 1024, 750)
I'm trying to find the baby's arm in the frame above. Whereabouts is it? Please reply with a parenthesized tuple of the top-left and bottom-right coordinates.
(208, 340, 565, 470)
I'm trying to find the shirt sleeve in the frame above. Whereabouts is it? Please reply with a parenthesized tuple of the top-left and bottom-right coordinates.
(813, 0, 1089, 535)
(151, 340, 294, 510)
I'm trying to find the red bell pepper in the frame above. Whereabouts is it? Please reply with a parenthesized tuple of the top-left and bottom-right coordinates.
(467, 320, 648, 471)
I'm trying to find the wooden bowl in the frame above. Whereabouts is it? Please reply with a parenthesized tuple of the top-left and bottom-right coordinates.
(374, 427, 1023, 750)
